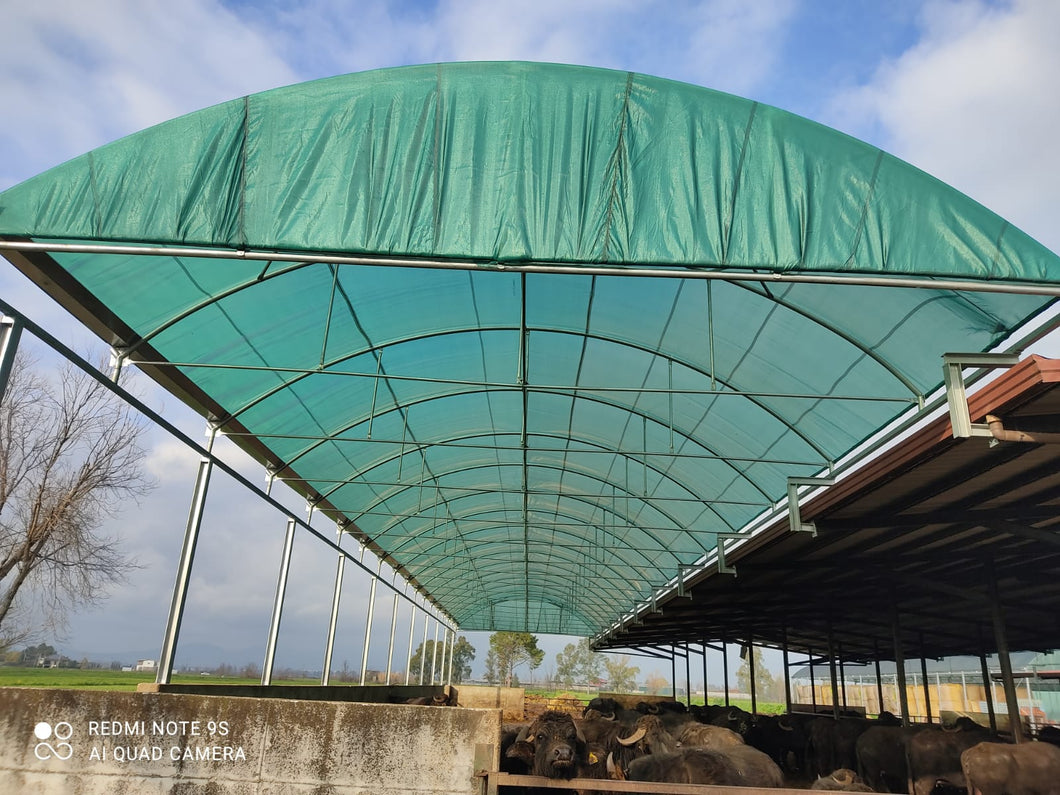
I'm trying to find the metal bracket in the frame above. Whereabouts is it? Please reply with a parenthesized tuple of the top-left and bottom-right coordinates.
(677, 564, 695, 598)
(943, 353, 1019, 438)
(716, 532, 744, 576)
(787, 476, 836, 537)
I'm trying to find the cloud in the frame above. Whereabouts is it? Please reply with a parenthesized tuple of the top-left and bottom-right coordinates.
(0, 0, 298, 190)
(830, 0, 1060, 251)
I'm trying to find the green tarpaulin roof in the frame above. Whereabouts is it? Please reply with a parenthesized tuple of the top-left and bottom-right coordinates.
(1, 61, 1058, 637)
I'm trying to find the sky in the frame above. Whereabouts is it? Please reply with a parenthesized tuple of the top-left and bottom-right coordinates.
(1, 0, 1059, 685)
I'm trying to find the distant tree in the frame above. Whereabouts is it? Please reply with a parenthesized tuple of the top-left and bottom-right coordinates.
(645, 672, 669, 695)
(409, 636, 475, 684)
(19, 643, 55, 665)
(555, 638, 603, 689)
(603, 655, 639, 693)
(0, 350, 152, 646)
(736, 646, 783, 702)
(485, 632, 543, 687)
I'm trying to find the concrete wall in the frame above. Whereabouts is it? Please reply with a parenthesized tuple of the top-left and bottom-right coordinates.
(0, 687, 500, 794)
(449, 687, 524, 721)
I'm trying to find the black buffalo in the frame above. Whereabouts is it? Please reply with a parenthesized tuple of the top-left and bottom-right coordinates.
(961, 740, 1060, 795)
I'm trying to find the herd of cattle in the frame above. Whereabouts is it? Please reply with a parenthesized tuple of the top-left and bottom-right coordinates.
(496, 697, 1060, 793)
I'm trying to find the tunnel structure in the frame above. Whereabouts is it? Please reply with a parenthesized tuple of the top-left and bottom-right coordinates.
(1, 62, 1059, 730)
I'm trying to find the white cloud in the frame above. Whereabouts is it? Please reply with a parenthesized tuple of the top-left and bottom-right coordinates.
(0, 0, 298, 190)
(831, 0, 1060, 251)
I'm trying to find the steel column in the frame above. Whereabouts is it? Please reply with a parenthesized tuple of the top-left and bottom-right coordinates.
(385, 592, 399, 684)
(722, 641, 730, 706)
(671, 648, 677, 699)
(986, 560, 1024, 743)
(419, 613, 430, 684)
(685, 642, 692, 707)
(320, 527, 347, 685)
(0, 314, 24, 403)
(826, 621, 840, 720)
(405, 599, 418, 685)
(748, 638, 757, 715)
(157, 431, 216, 685)
(702, 644, 709, 705)
(430, 620, 440, 684)
(360, 559, 382, 685)
(920, 635, 932, 724)
(782, 633, 792, 714)
(262, 518, 297, 685)
(809, 648, 817, 711)
(978, 631, 998, 732)
(874, 641, 885, 716)
(891, 602, 910, 726)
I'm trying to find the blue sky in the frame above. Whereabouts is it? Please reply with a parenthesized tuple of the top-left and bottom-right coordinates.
(1, 0, 1059, 683)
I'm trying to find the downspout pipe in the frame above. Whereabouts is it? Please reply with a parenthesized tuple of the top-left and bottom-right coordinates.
(986, 415, 1060, 444)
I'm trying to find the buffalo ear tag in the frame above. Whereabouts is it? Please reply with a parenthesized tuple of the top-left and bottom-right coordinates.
(588, 752, 599, 764)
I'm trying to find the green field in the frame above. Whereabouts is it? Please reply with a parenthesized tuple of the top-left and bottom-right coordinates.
(0, 667, 317, 691)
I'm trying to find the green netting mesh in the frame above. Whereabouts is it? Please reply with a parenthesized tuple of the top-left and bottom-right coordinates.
(1, 62, 1058, 635)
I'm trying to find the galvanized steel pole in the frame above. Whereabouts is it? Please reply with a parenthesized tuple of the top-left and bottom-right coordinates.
(360, 559, 382, 685)
(405, 598, 418, 685)
(430, 620, 441, 684)
(978, 627, 997, 732)
(320, 524, 345, 686)
(157, 429, 216, 685)
(419, 613, 430, 684)
(262, 518, 297, 685)
(986, 559, 1024, 743)
(722, 641, 730, 706)
(891, 601, 910, 726)
(0, 314, 24, 403)
(919, 634, 932, 724)
(385, 592, 399, 684)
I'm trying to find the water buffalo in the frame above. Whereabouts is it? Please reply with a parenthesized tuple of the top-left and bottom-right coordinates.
(503, 710, 588, 786)
(906, 722, 993, 795)
(855, 724, 919, 792)
(810, 768, 874, 791)
(961, 741, 1060, 795)
(677, 721, 745, 750)
(623, 747, 743, 786)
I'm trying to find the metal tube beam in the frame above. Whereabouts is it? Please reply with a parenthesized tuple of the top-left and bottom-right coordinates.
(809, 648, 817, 711)
(0, 314, 24, 403)
(360, 560, 382, 685)
(782, 633, 792, 714)
(386, 593, 399, 685)
(874, 641, 885, 716)
(685, 642, 692, 707)
(892, 602, 910, 726)
(405, 600, 418, 685)
(157, 437, 215, 685)
(262, 518, 297, 685)
(986, 560, 1024, 743)
(827, 621, 839, 720)
(979, 629, 997, 733)
(920, 635, 932, 724)
(321, 527, 347, 686)
(6, 239, 1060, 296)
(722, 642, 730, 706)
(430, 620, 441, 685)
(702, 644, 709, 705)
(748, 638, 757, 715)
(419, 614, 430, 684)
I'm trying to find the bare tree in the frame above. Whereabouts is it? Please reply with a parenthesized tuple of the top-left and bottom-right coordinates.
(0, 349, 153, 645)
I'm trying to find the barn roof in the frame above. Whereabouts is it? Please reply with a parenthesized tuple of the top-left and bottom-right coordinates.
(1, 62, 1058, 647)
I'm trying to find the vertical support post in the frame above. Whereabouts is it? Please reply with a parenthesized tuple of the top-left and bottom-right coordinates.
(702, 643, 709, 705)
(685, 642, 692, 707)
(722, 641, 730, 706)
(385, 593, 399, 685)
(445, 627, 455, 686)
(262, 517, 297, 685)
(430, 620, 441, 685)
(671, 647, 677, 699)
(838, 647, 847, 710)
(321, 525, 346, 686)
(826, 620, 840, 720)
(874, 641, 885, 716)
(405, 599, 418, 685)
(360, 559, 382, 686)
(920, 641, 932, 724)
(157, 429, 216, 685)
(0, 314, 24, 403)
(782, 631, 792, 714)
(809, 648, 817, 711)
(891, 601, 910, 727)
(419, 614, 430, 684)
(748, 637, 757, 715)
(1025, 679, 1036, 734)
(986, 559, 1024, 743)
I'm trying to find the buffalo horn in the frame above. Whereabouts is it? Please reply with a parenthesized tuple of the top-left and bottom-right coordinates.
(617, 726, 647, 746)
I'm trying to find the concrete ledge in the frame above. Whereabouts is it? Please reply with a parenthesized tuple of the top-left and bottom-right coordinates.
(0, 686, 500, 794)
(138, 682, 451, 703)
(450, 686, 524, 720)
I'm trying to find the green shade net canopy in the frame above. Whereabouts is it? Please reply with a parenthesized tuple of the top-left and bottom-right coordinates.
(1, 62, 1058, 637)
